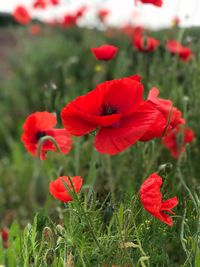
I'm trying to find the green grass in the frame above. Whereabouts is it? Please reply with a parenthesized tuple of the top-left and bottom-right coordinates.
(0, 24, 200, 266)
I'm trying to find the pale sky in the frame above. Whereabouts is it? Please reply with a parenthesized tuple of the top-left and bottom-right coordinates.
(0, 0, 200, 29)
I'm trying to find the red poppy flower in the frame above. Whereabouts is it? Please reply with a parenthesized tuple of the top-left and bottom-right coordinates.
(49, 176, 83, 203)
(133, 35, 160, 52)
(75, 6, 87, 19)
(98, 9, 110, 22)
(33, 0, 46, 9)
(21, 111, 72, 160)
(62, 14, 77, 28)
(140, 173, 178, 226)
(29, 24, 41, 35)
(166, 40, 193, 62)
(0, 228, 9, 249)
(162, 126, 194, 158)
(147, 87, 185, 130)
(91, 45, 118, 61)
(137, 0, 163, 7)
(61, 77, 161, 155)
(13, 6, 31, 25)
(50, 0, 59, 5)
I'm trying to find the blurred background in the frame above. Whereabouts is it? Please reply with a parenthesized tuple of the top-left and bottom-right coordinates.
(0, 0, 200, 28)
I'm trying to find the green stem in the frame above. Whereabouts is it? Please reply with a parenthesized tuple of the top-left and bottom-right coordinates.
(37, 135, 60, 159)
(64, 177, 102, 251)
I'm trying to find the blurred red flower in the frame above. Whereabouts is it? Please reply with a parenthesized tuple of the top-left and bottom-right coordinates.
(13, 6, 31, 25)
(140, 173, 178, 226)
(124, 25, 144, 39)
(98, 9, 110, 22)
(29, 24, 41, 35)
(61, 77, 161, 155)
(33, 0, 46, 9)
(0, 228, 9, 249)
(49, 176, 83, 203)
(137, 0, 163, 7)
(166, 40, 193, 62)
(91, 45, 118, 61)
(162, 126, 194, 158)
(121, 24, 135, 37)
(75, 6, 87, 19)
(50, 0, 59, 5)
(62, 14, 77, 28)
(133, 35, 160, 52)
(21, 111, 72, 160)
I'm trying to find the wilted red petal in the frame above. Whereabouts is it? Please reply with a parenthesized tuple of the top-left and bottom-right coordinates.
(161, 197, 178, 212)
(140, 173, 178, 226)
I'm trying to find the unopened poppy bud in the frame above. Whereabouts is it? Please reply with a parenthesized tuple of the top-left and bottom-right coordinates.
(158, 163, 173, 174)
(183, 96, 189, 102)
(27, 223, 32, 233)
(56, 225, 65, 236)
(44, 249, 55, 265)
(43, 227, 54, 244)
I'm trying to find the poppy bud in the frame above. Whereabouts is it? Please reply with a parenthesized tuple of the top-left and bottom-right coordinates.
(56, 225, 65, 236)
(43, 227, 54, 244)
(158, 163, 173, 175)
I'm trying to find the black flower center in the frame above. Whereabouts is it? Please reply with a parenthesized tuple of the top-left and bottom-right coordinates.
(100, 103, 118, 116)
(35, 131, 46, 141)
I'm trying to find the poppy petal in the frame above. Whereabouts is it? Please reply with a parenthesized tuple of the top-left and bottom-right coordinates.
(103, 78, 143, 116)
(49, 176, 83, 203)
(94, 101, 159, 155)
(161, 197, 178, 211)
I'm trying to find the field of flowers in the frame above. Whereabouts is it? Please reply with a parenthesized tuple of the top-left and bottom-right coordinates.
(0, 1, 200, 266)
